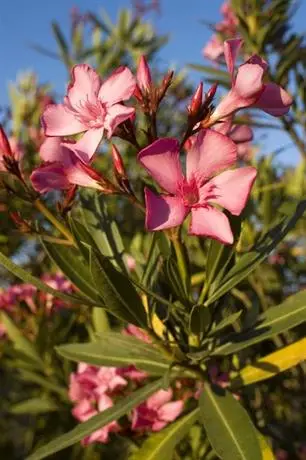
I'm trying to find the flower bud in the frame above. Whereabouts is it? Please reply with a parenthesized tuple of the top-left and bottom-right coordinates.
(0, 125, 13, 159)
(78, 162, 117, 194)
(188, 82, 203, 117)
(111, 144, 127, 178)
(137, 56, 152, 93)
(205, 82, 218, 104)
(158, 70, 174, 102)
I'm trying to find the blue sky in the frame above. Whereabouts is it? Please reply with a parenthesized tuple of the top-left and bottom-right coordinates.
(0, 0, 304, 163)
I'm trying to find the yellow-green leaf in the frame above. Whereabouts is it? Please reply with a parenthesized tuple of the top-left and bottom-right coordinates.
(231, 338, 306, 389)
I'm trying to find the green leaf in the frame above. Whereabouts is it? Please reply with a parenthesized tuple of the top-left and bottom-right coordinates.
(206, 201, 306, 306)
(80, 191, 126, 273)
(189, 305, 211, 335)
(27, 378, 164, 460)
(92, 307, 110, 334)
(209, 310, 243, 336)
(10, 398, 59, 415)
(90, 250, 147, 327)
(213, 290, 306, 355)
(199, 383, 262, 460)
(141, 233, 161, 288)
(130, 409, 199, 460)
(51, 21, 72, 69)
(41, 239, 100, 303)
(1, 312, 44, 368)
(57, 332, 171, 375)
(187, 63, 229, 80)
(0, 250, 93, 306)
(18, 370, 68, 400)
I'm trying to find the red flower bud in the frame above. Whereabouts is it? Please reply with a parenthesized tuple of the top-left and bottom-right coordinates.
(158, 70, 174, 102)
(0, 125, 13, 158)
(111, 144, 127, 178)
(137, 56, 152, 93)
(188, 82, 203, 116)
(206, 83, 218, 104)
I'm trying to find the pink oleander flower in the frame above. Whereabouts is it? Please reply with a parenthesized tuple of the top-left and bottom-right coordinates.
(72, 395, 121, 445)
(138, 129, 257, 244)
(42, 64, 136, 141)
(203, 35, 225, 62)
(30, 132, 106, 193)
(69, 363, 128, 402)
(125, 254, 137, 272)
(132, 389, 184, 432)
(203, 1, 238, 63)
(210, 39, 293, 123)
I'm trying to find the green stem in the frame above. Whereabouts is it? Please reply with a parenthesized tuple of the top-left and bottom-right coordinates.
(34, 199, 76, 246)
(172, 236, 189, 296)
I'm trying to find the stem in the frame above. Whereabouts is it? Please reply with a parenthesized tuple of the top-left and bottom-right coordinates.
(34, 199, 76, 246)
(40, 235, 74, 246)
(172, 234, 189, 296)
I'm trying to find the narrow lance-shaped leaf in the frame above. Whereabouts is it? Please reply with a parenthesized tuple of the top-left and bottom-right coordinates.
(1, 312, 44, 369)
(41, 239, 101, 303)
(27, 378, 165, 460)
(130, 409, 200, 460)
(213, 289, 306, 356)
(231, 337, 306, 389)
(206, 201, 306, 306)
(199, 383, 262, 460)
(56, 332, 171, 375)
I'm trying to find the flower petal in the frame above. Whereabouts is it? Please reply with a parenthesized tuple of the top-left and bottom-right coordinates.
(147, 389, 172, 410)
(72, 128, 104, 162)
(67, 64, 101, 108)
(64, 154, 102, 189)
(41, 104, 86, 136)
(234, 56, 266, 99)
(138, 138, 183, 194)
(30, 164, 70, 193)
(99, 66, 136, 105)
(186, 129, 237, 184)
(144, 188, 188, 231)
(229, 124, 253, 143)
(39, 137, 64, 162)
(104, 104, 135, 137)
(189, 206, 233, 244)
(202, 166, 257, 215)
(158, 400, 184, 422)
(224, 39, 243, 83)
(254, 82, 293, 116)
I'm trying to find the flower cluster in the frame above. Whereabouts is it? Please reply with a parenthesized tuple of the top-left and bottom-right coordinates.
(0, 273, 74, 336)
(68, 325, 184, 444)
(203, 1, 239, 62)
(26, 38, 293, 243)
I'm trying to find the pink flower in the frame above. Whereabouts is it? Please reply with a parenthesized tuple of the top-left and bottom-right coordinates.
(138, 129, 257, 244)
(42, 64, 136, 140)
(69, 363, 127, 403)
(211, 39, 293, 122)
(132, 389, 184, 432)
(30, 132, 106, 193)
(72, 395, 121, 445)
(203, 35, 225, 62)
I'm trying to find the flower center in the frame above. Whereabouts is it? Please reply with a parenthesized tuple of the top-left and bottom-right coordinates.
(68, 98, 107, 128)
(177, 178, 199, 207)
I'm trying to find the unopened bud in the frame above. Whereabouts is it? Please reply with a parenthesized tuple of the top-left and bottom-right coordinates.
(158, 70, 174, 102)
(134, 84, 143, 102)
(10, 212, 32, 233)
(188, 82, 203, 116)
(205, 83, 218, 104)
(137, 56, 152, 92)
(0, 125, 13, 158)
(78, 162, 117, 194)
(111, 144, 127, 178)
